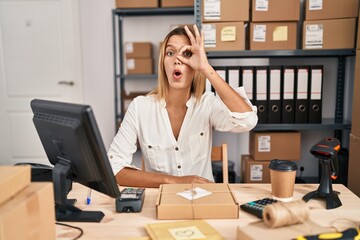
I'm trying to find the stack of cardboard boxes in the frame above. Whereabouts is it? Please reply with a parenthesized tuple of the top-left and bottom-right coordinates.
(250, 0, 299, 50)
(0, 166, 55, 239)
(202, 0, 248, 51)
(241, 131, 301, 183)
(115, 0, 193, 8)
(302, 0, 358, 50)
(348, 9, 360, 198)
(125, 42, 153, 75)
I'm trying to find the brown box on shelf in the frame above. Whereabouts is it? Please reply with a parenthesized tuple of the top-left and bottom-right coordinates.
(347, 134, 360, 197)
(125, 42, 153, 59)
(305, 0, 359, 20)
(250, 22, 297, 50)
(351, 50, 360, 136)
(0, 165, 31, 206)
(202, 0, 249, 22)
(0, 182, 55, 240)
(241, 155, 270, 183)
(357, 12, 360, 49)
(156, 183, 239, 219)
(116, 0, 158, 8)
(161, 0, 193, 8)
(302, 18, 356, 50)
(126, 58, 153, 74)
(203, 21, 245, 51)
(251, 0, 300, 22)
(249, 131, 301, 161)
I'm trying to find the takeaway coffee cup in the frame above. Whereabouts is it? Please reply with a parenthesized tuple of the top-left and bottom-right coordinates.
(269, 159, 298, 202)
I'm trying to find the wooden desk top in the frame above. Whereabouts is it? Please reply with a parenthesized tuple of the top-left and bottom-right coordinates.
(56, 184, 360, 240)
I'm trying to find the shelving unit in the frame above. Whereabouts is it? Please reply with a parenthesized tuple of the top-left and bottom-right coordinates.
(112, 7, 194, 128)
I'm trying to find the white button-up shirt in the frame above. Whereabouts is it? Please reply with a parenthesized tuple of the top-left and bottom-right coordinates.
(108, 87, 257, 181)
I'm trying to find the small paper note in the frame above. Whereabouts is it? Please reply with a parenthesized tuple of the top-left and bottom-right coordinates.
(176, 187, 212, 200)
(221, 26, 236, 42)
(273, 26, 288, 41)
(168, 226, 206, 240)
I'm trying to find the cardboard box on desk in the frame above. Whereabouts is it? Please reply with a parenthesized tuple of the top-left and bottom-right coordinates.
(241, 155, 270, 183)
(305, 0, 359, 20)
(202, 0, 249, 22)
(302, 18, 356, 50)
(0, 182, 55, 240)
(251, 0, 300, 22)
(351, 50, 360, 136)
(203, 22, 245, 52)
(348, 134, 360, 197)
(250, 22, 297, 50)
(116, 0, 158, 8)
(0, 166, 31, 206)
(156, 184, 239, 220)
(249, 131, 301, 161)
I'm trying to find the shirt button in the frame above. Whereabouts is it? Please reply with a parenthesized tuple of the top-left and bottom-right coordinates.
(109, 155, 113, 159)
(178, 165, 181, 169)
(175, 147, 179, 151)
(148, 145, 152, 149)
(200, 132, 204, 136)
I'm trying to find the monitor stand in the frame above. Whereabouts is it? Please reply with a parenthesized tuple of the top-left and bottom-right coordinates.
(52, 158, 105, 222)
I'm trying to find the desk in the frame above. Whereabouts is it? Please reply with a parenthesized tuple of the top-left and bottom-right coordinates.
(56, 184, 360, 240)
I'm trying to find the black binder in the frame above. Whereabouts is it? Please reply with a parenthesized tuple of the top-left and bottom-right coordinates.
(308, 65, 323, 123)
(255, 66, 268, 124)
(268, 66, 282, 123)
(281, 66, 296, 123)
(241, 67, 255, 105)
(295, 66, 309, 123)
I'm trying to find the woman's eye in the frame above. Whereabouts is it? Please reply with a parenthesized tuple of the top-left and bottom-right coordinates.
(182, 50, 192, 58)
(166, 51, 174, 57)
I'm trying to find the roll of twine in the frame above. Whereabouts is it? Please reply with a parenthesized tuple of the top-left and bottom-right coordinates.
(263, 200, 309, 228)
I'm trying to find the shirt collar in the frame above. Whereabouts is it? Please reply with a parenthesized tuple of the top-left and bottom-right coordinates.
(160, 94, 195, 108)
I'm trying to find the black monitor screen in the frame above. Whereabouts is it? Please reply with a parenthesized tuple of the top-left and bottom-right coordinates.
(31, 99, 120, 222)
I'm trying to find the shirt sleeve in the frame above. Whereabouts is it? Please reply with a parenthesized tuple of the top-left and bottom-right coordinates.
(107, 100, 140, 175)
(210, 86, 258, 133)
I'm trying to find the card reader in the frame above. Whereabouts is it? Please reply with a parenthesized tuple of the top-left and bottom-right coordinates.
(115, 188, 145, 213)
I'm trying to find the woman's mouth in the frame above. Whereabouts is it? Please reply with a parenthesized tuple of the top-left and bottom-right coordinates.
(173, 69, 182, 80)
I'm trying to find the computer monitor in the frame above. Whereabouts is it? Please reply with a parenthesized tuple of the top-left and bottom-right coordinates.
(31, 99, 120, 222)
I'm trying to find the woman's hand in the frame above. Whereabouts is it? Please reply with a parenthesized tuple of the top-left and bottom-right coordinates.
(177, 25, 210, 73)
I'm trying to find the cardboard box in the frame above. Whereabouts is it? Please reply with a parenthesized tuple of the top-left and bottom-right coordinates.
(302, 18, 356, 50)
(250, 22, 297, 50)
(203, 22, 245, 51)
(305, 0, 359, 20)
(116, 0, 158, 8)
(348, 134, 360, 197)
(161, 0, 193, 8)
(125, 42, 152, 59)
(0, 183, 55, 240)
(252, 0, 300, 22)
(357, 12, 360, 49)
(126, 58, 153, 74)
(249, 131, 301, 161)
(0, 166, 31, 206)
(352, 50, 360, 136)
(202, 0, 249, 22)
(241, 155, 270, 183)
(156, 183, 239, 219)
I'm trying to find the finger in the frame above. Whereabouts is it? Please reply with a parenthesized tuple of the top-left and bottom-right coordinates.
(184, 25, 196, 45)
(193, 24, 201, 42)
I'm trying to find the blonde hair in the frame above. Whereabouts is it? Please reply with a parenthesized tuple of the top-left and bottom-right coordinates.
(149, 26, 205, 101)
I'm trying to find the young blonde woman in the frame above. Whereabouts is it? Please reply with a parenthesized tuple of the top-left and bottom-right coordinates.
(108, 25, 258, 187)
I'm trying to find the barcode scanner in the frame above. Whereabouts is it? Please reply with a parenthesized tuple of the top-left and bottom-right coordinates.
(303, 137, 342, 209)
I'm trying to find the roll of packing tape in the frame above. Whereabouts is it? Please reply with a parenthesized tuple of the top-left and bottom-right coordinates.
(263, 200, 309, 228)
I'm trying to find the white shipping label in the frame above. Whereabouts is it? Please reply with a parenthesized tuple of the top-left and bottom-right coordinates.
(127, 59, 135, 70)
(309, 0, 323, 10)
(253, 25, 266, 42)
(270, 69, 281, 100)
(250, 165, 263, 181)
(305, 24, 323, 49)
(255, 0, 269, 11)
(311, 69, 322, 100)
(256, 70, 267, 100)
(204, 0, 221, 20)
(283, 69, 294, 100)
(203, 24, 216, 48)
(258, 135, 270, 152)
(125, 42, 134, 53)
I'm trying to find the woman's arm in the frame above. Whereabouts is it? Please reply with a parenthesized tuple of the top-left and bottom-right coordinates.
(116, 168, 213, 188)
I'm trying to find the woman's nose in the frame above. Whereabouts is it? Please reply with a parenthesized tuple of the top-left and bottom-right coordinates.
(174, 57, 182, 65)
